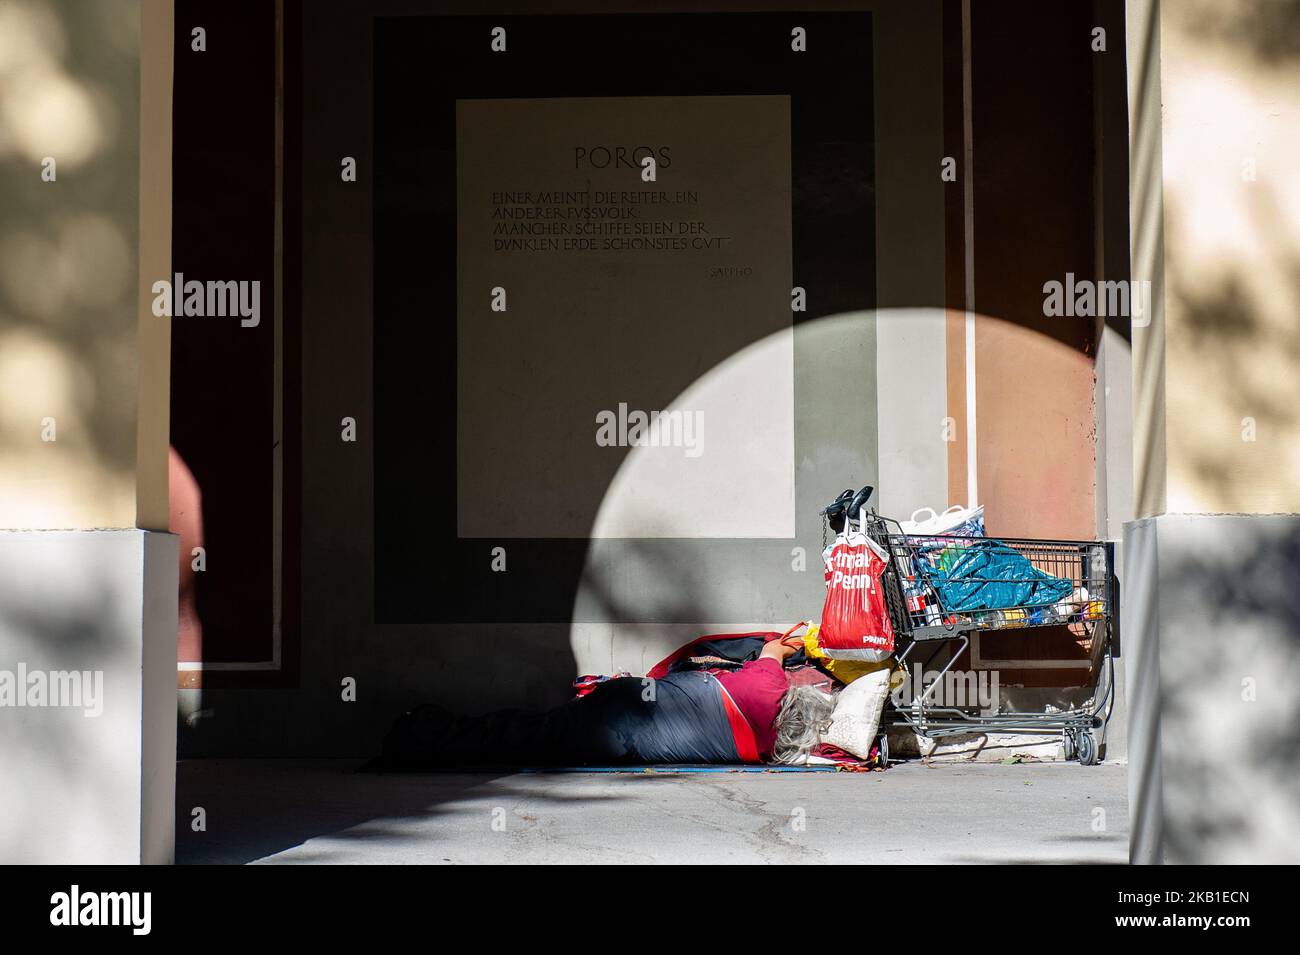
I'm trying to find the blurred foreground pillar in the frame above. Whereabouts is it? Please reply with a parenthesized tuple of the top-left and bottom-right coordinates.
(1125, 0, 1300, 864)
(0, 0, 176, 863)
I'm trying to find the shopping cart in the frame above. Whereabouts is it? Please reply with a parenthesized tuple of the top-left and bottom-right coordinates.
(820, 490, 1118, 765)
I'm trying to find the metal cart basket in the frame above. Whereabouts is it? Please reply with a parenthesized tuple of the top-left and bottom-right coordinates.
(859, 509, 1118, 766)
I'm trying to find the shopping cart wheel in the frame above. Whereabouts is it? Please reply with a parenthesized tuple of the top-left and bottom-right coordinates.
(1077, 731, 1099, 766)
(1061, 729, 1077, 762)
(876, 732, 890, 768)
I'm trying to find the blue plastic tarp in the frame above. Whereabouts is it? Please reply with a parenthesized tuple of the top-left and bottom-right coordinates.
(927, 540, 1073, 612)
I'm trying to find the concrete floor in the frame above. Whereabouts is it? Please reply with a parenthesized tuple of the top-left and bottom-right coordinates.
(177, 759, 1129, 864)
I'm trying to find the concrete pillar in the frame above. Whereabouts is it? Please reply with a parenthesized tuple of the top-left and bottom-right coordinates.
(1124, 514, 1300, 864)
(0, 0, 176, 863)
(1125, 0, 1300, 863)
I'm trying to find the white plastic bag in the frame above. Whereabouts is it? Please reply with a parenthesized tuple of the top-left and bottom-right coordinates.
(900, 503, 985, 537)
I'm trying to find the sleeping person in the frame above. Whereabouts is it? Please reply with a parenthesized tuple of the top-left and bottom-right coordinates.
(374, 632, 837, 768)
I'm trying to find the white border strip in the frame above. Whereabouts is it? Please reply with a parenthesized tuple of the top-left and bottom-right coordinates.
(961, 0, 978, 510)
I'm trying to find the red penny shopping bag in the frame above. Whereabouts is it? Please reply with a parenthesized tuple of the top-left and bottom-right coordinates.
(818, 512, 896, 661)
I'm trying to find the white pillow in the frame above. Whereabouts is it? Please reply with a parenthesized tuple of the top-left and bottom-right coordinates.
(820, 666, 892, 759)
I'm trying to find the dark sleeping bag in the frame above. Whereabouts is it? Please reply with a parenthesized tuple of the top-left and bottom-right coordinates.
(375, 670, 739, 768)
(646, 630, 803, 677)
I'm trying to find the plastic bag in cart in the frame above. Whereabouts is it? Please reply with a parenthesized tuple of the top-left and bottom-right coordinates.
(899, 503, 986, 538)
(818, 512, 896, 662)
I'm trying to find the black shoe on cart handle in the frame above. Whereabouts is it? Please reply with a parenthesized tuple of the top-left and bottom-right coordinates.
(848, 485, 874, 520)
(819, 486, 875, 532)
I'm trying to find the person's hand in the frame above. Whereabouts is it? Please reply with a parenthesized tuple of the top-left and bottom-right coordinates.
(760, 637, 797, 664)
(761, 624, 807, 664)
(759, 631, 800, 660)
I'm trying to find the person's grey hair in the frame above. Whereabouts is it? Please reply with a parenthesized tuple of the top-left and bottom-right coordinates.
(772, 685, 836, 764)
